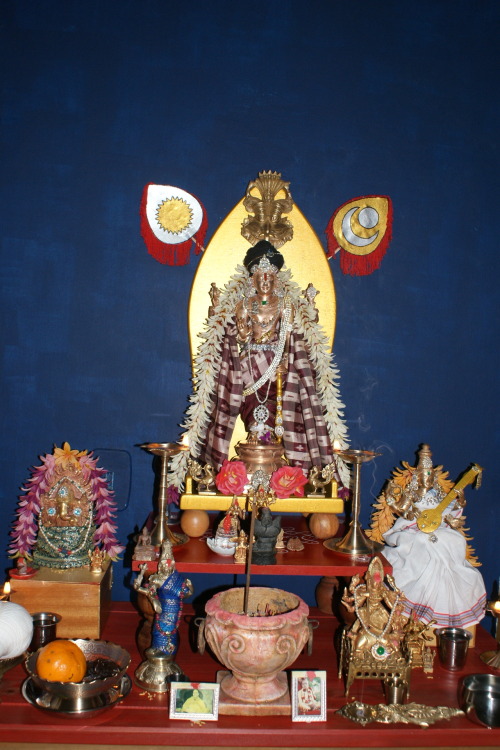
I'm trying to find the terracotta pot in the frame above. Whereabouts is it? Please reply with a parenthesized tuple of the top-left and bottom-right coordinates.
(203, 587, 309, 704)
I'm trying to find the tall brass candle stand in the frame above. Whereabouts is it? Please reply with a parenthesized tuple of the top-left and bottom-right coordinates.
(324, 449, 383, 556)
(141, 442, 189, 547)
(480, 600, 500, 670)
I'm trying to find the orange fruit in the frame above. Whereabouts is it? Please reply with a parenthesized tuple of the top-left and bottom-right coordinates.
(36, 639, 87, 683)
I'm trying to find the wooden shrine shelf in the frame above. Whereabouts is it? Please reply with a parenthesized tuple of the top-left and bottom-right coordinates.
(131, 514, 389, 576)
(0, 601, 499, 749)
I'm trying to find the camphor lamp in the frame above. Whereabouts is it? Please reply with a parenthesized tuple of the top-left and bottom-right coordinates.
(0, 582, 10, 602)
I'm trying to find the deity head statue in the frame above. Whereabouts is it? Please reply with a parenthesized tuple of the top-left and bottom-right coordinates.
(9, 442, 123, 569)
(415, 444, 435, 492)
(33, 463, 95, 568)
(243, 239, 285, 276)
(365, 556, 386, 602)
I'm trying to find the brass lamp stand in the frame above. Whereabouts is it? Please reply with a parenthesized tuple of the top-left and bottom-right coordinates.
(141, 442, 189, 547)
(324, 449, 383, 556)
(480, 600, 500, 670)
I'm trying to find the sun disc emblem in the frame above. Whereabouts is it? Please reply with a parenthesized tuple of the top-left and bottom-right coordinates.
(156, 197, 193, 235)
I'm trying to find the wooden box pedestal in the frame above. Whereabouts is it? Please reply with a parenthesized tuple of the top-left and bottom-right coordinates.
(9, 560, 112, 639)
(217, 670, 291, 715)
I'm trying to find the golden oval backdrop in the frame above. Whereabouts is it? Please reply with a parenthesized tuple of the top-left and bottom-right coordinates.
(187, 197, 337, 455)
(189, 199, 336, 356)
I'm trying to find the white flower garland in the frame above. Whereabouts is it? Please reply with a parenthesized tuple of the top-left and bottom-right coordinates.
(170, 266, 349, 488)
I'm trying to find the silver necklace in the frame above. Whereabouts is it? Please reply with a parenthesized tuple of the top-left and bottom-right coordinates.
(252, 378, 272, 426)
(242, 298, 292, 397)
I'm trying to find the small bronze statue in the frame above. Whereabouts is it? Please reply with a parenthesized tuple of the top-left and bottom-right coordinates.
(133, 526, 156, 561)
(88, 547, 105, 573)
(233, 530, 248, 564)
(186, 458, 216, 494)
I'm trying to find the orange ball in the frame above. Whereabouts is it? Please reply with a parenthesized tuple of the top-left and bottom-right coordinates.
(36, 639, 87, 683)
(180, 509, 210, 538)
(308, 512, 340, 540)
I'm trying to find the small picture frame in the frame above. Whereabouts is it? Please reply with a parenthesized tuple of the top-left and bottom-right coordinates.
(169, 682, 220, 721)
(291, 670, 327, 722)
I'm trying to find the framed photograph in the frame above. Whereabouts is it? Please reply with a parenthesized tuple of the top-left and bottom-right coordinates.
(291, 670, 327, 722)
(169, 682, 220, 721)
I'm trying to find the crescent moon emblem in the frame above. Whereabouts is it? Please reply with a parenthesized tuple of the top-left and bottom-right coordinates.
(341, 207, 379, 247)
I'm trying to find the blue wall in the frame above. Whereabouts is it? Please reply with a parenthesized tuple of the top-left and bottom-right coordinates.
(1, 1, 498, 607)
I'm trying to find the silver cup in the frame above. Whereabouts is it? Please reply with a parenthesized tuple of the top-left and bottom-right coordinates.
(435, 627, 472, 671)
(29, 612, 61, 651)
(459, 673, 500, 728)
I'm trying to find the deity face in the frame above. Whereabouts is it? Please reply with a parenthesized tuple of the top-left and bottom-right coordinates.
(418, 467, 434, 491)
(366, 573, 382, 599)
(157, 559, 175, 578)
(253, 269, 276, 296)
(40, 478, 92, 528)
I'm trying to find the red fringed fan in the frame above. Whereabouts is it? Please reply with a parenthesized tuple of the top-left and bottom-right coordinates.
(325, 196, 393, 276)
(140, 183, 208, 266)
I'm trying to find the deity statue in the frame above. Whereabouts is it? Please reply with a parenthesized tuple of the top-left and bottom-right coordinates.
(170, 172, 349, 493)
(215, 496, 245, 541)
(368, 444, 486, 628)
(9, 443, 123, 569)
(253, 506, 281, 565)
(177, 240, 345, 480)
(133, 526, 156, 562)
(134, 540, 193, 657)
(33, 464, 96, 568)
(233, 530, 248, 564)
(341, 556, 404, 662)
(88, 547, 105, 573)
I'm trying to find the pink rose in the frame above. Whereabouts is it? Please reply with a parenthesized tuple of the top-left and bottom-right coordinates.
(270, 466, 307, 498)
(215, 460, 248, 495)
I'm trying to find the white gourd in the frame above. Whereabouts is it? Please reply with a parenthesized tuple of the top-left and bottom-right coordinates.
(0, 601, 34, 659)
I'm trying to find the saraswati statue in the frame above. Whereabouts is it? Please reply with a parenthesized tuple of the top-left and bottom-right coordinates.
(171, 171, 349, 492)
(368, 444, 486, 629)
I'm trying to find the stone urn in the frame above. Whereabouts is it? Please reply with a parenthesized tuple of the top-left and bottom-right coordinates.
(201, 587, 309, 707)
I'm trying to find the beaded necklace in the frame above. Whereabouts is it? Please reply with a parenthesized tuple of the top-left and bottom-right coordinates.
(37, 514, 94, 558)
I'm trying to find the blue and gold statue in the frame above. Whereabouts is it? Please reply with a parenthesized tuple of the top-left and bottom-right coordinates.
(134, 540, 193, 657)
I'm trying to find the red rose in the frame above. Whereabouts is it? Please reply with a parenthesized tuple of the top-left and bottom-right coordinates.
(270, 466, 307, 498)
(215, 460, 248, 495)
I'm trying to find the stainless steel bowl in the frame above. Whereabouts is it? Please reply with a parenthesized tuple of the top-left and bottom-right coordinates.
(459, 673, 500, 728)
(25, 639, 131, 702)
